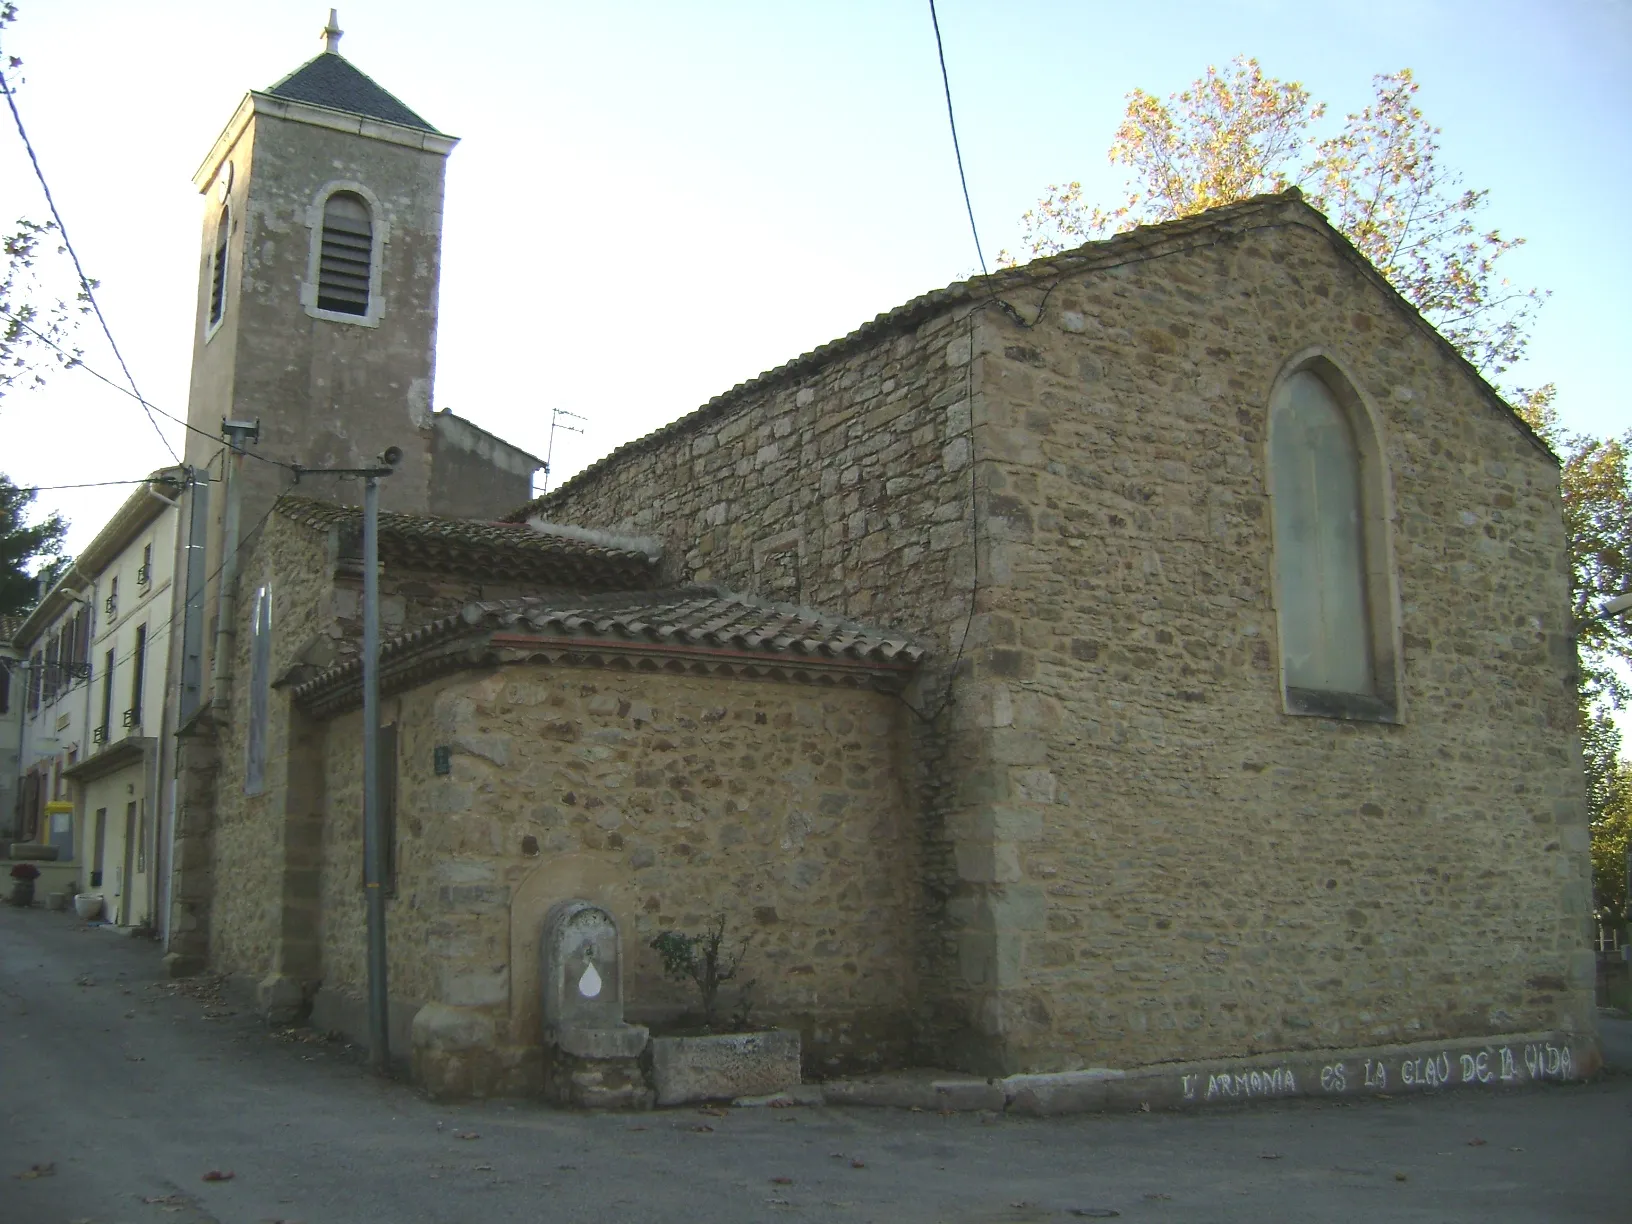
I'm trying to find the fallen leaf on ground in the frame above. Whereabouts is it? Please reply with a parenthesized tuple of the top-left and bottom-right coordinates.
(688, 1124, 714, 1133)
(143, 1195, 188, 1205)
(1068, 1211, 1121, 1220)
(1467, 1138, 1487, 1147)
(454, 1131, 479, 1140)
(1143, 1193, 1173, 1201)
(1509, 1146, 1525, 1152)
(627, 1125, 648, 1132)
(1259, 1152, 1282, 1160)
(14, 1163, 55, 1179)
(849, 1159, 866, 1169)
(769, 1176, 794, 1184)
(1393, 1173, 1408, 1182)
(201, 1170, 235, 1182)
(474, 1164, 493, 1172)
(697, 1106, 729, 1117)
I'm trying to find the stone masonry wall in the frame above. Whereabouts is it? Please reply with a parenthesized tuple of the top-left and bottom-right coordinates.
(532, 306, 989, 1062)
(316, 664, 920, 1075)
(960, 210, 1593, 1070)
(206, 514, 336, 986)
(527, 197, 1592, 1074)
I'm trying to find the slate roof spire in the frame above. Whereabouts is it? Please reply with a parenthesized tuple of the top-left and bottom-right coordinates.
(263, 12, 439, 134)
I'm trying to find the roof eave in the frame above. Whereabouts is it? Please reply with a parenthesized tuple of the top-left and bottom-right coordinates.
(193, 92, 459, 189)
(509, 191, 1554, 520)
(13, 472, 185, 647)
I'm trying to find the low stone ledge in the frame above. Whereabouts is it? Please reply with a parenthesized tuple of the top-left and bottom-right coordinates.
(1119, 1029, 1598, 1113)
(820, 1071, 1004, 1111)
(813, 1030, 1598, 1118)
(1003, 1068, 1124, 1117)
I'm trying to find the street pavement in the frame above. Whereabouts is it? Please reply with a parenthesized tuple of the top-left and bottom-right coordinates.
(3, 902, 1629, 1224)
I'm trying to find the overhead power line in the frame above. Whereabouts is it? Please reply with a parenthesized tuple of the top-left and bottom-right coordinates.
(7, 477, 180, 493)
(927, 0, 988, 278)
(0, 62, 180, 464)
(1, 309, 298, 475)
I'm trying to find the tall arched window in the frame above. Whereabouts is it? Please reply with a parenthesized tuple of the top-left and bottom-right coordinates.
(316, 191, 373, 316)
(1269, 362, 1399, 721)
(207, 207, 230, 330)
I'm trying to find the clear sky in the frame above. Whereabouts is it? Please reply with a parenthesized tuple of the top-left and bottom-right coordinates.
(1, 2, 1628, 705)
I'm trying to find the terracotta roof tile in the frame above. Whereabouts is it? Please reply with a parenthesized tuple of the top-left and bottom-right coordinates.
(293, 586, 926, 714)
(275, 495, 657, 589)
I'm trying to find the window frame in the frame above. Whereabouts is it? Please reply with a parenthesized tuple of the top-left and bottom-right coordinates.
(205, 203, 231, 341)
(300, 181, 388, 328)
(245, 584, 272, 796)
(1265, 349, 1404, 724)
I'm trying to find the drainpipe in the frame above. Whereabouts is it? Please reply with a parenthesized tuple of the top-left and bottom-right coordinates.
(209, 421, 260, 711)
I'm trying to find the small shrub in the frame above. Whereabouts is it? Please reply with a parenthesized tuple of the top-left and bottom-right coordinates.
(650, 914, 754, 1031)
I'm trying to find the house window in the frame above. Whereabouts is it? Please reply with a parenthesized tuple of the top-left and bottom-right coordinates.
(127, 623, 147, 730)
(1268, 360, 1398, 722)
(208, 207, 230, 330)
(91, 807, 107, 888)
(245, 585, 271, 796)
(43, 635, 58, 703)
(27, 650, 42, 714)
(99, 648, 115, 743)
(316, 192, 373, 316)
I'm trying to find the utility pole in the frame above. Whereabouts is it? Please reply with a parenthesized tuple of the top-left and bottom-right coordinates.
(290, 447, 400, 1072)
(540, 408, 585, 497)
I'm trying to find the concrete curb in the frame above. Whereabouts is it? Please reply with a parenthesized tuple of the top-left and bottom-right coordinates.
(807, 1029, 1601, 1118)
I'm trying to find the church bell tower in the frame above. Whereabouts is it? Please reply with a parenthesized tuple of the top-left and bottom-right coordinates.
(183, 10, 458, 519)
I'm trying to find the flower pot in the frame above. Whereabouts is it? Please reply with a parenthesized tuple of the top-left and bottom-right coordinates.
(9, 879, 35, 908)
(73, 893, 104, 921)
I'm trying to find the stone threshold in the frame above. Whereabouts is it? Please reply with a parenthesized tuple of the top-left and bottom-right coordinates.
(736, 1029, 1600, 1117)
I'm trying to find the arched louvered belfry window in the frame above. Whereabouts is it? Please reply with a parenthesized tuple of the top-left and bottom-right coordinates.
(207, 207, 230, 330)
(1268, 360, 1399, 721)
(316, 191, 373, 316)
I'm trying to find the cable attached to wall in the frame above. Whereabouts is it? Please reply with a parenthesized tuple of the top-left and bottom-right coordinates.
(927, 0, 988, 279)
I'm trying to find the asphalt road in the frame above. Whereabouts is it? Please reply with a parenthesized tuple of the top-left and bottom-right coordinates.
(3, 902, 1629, 1224)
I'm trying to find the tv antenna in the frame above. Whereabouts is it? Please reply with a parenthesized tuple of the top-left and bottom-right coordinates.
(541, 408, 585, 496)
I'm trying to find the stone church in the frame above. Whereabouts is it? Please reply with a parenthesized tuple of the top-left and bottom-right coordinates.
(155, 22, 1595, 1097)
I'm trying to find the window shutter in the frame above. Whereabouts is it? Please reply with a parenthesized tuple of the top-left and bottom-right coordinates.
(209, 209, 230, 327)
(317, 193, 373, 316)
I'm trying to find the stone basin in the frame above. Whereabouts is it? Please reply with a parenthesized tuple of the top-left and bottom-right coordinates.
(649, 1029, 801, 1106)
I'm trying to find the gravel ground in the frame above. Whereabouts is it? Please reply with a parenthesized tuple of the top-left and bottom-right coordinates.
(3, 901, 1628, 1224)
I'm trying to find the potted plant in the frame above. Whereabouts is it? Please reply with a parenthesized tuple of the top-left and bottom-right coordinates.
(645, 915, 801, 1106)
(9, 862, 40, 908)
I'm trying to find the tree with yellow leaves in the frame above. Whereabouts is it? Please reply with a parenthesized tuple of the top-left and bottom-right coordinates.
(1004, 57, 1542, 381)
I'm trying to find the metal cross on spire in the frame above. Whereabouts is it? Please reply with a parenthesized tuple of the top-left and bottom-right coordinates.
(322, 9, 344, 54)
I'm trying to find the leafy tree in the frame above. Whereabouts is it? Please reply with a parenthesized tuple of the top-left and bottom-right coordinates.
(1513, 386, 1632, 709)
(1, 3, 87, 401)
(0, 472, 67, 615)
(1003, 57, 1543, 381)
(1585, 708, 1631, 924)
